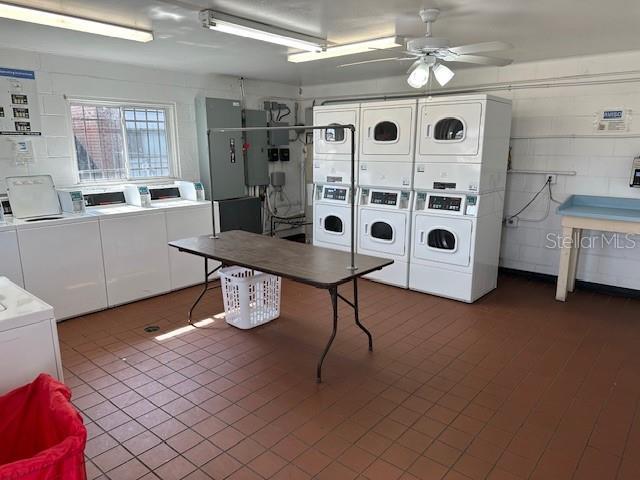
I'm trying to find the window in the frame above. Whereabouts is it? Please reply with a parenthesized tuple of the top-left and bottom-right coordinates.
(434, 118, 464, 141)
(370, 221, 393, 241)
(70, 101, 174, 183)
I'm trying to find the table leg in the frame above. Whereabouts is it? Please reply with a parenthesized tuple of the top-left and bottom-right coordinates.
(556, 225, 574, 301)
(568, 228, 582, 293)
(353, 278, 372, 351)
(317, 286, 338, 383)
(188, 257, 222, 325)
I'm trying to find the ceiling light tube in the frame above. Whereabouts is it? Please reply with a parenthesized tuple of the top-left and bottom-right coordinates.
(200, 10, 324, 52)
(288, 36, 403, 63)
(0, 1, 153, 42)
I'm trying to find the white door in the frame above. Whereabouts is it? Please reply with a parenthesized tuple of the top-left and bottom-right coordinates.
(413, 215, 473, 267)
(418, 102, 482, 158)
(0, 230, 23, 287)
(360, 102, 416, 158)
(314, 108, 359, 158)
(100, 212, 171, 306)
(359, 209, 407, 256)
(166, 206, 216, 290)
(18, 221, 108, 319)
(314, 204, 352, 248)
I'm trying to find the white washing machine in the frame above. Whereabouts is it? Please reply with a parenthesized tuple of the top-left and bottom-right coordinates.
(0, 276, 63, 394)
(313, 103, 360, 186)
(414, 94, 512, 194)
(410, 191, 504, 302)
(313, 184, 356, 252)
(359, 99, 417, 189)
(357, 188, 412, 288)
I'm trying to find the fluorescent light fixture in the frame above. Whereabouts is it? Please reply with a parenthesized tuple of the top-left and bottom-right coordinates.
(407, 60, 430, 88)
(288, 36, 402, 63)
(433, 63, 455, 86)
(0, 2, 153, 42)
(199, 10, 324, 52)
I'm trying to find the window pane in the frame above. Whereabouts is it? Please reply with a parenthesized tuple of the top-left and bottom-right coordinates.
(71, 103, 126, 182)
(124, 107, 171, 179)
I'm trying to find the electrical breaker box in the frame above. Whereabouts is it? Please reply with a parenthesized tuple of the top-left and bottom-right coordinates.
(244, 109, 269, 186)
(267, 121, 289, 146)
(0, 67, 41, 136)
(196, 97, 245, 201)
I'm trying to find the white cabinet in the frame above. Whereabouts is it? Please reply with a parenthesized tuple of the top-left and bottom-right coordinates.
(100, 212, 171, 306)
(360, 100, 416, 161)
(18, 220, 107, 320)
(165, 205, 215, 290)
(0, 229, 23, 287)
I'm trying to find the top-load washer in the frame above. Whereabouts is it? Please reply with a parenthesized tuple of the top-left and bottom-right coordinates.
(414, 94, 512, 194)
(313, 103, 360, 186)
(359, 99, 417, 189)
(357, 187, 412, 288)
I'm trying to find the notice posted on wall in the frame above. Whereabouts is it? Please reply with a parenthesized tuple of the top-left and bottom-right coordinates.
(0, 67, 41, 136)
(594, 108, 632, 133)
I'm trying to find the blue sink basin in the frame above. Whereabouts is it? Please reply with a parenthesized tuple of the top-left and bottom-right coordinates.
(557, 195, 640, 222)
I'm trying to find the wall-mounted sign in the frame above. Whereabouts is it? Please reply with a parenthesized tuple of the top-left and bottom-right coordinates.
(594, 108, 631, 133)
(0, 67, 41, 136)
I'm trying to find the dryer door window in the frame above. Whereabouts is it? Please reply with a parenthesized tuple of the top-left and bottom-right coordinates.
(313, 109, 357, 157)
(371, 221, 394, 241)
(427, 229, 457, 250)
(373, 121, 398, 142)
(324, 215, 344, 233)
(325, 123, 345, 143)
(413, 215, 472, 267)
(434, 118, 465, 141)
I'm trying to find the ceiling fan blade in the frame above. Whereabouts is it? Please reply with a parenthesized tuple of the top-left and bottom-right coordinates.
(337, 57, 414, 68)
(448, 41, 512, 55)
(443, 54, 513, 66)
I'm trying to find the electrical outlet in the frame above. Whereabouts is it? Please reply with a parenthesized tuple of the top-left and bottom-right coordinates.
(546, 174, 557, 184)
(506, 217, 519, 228)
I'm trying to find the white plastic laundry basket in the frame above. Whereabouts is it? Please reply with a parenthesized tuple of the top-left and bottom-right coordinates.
(219, 266, 281, 329)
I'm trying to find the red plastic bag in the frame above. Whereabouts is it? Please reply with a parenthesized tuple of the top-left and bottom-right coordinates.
(0, 374, 87, 480)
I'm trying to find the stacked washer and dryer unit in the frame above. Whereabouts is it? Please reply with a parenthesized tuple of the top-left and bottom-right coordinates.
(312, 94, 511, 303)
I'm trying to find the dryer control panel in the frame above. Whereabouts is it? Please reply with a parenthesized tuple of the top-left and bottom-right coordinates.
(415, 192, 479, 216)
(316, 185, 351, 204)
(360, 189, 411, 210)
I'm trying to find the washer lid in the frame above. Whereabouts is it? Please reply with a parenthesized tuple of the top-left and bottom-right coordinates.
(6, 175, 61, 219)
(0, 277, 53, 331)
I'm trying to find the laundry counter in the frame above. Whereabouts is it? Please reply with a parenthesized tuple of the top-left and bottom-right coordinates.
(555, 195, 640, 301)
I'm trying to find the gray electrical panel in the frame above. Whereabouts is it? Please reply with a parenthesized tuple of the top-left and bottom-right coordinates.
(195, 97, 245, 200)
(244, 110, 269, 186)
(267, 121, 290, 146)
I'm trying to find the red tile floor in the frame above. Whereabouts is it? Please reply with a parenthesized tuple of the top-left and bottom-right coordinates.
(58, 273, 640, 480)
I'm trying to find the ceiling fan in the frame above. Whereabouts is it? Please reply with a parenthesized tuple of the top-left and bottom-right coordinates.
(339, 8, 513, 89)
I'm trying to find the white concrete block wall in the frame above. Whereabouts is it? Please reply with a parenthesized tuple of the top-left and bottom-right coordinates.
(0, 47, 303, 212)
(301, 49, 640, 291)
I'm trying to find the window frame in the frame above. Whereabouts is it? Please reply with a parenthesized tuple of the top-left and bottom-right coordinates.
(67, 97, 180, 185)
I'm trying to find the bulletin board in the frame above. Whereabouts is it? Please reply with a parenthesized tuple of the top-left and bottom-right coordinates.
(0, 67, 42, 136)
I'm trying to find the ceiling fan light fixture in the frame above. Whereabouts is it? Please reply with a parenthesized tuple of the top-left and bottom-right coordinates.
(407, 61, 430, 89)
(433, 63, 455, 86)
(199, 10, 325, 52)
(288, 36, 402, 63)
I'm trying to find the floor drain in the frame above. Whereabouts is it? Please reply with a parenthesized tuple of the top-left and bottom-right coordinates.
(144, 325, 160, 333)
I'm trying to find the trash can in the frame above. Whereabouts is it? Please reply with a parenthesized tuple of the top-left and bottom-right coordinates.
(220, 266, 281, 329)
(0, 374, 87, 480)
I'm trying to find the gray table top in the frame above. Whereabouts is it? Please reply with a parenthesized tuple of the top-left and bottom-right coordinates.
(169, 231, 394, 289)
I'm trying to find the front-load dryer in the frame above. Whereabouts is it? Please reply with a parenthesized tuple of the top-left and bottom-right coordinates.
(313, 103, 360, 186)
(313, 184, 356, 252)
(357, 188, 412, 288)
(359, 99, 417, 189)
(414, 94, 512, 194)
(409, 191, 503, 303)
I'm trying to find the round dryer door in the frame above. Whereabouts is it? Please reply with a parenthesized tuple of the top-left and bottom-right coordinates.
(324, 215, 344, 233)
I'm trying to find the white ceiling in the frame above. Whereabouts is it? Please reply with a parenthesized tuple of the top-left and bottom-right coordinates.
(1, 0, 639, 86)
